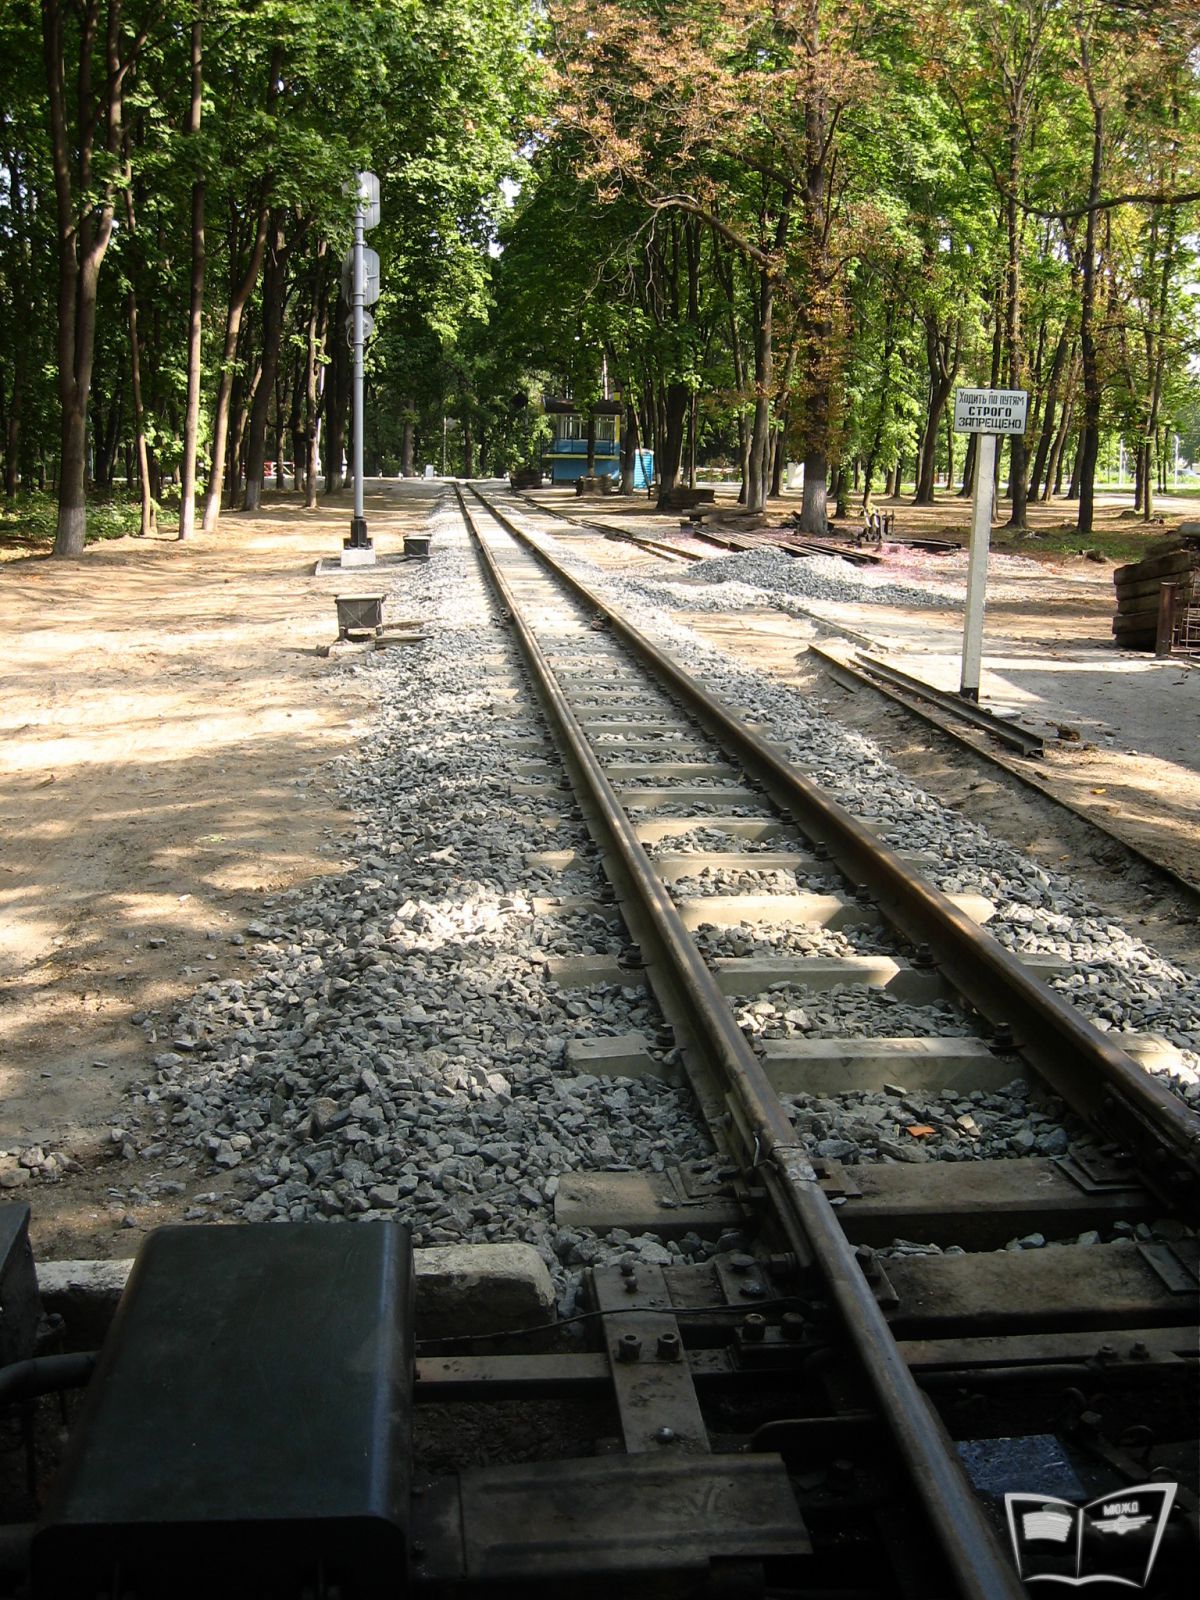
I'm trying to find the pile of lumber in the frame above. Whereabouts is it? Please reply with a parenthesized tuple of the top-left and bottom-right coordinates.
(659, 485, 716, 511)
(1112, 525, 1200, 650)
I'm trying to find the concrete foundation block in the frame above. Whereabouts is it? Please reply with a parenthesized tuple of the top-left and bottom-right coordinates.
(37, 1239, 556, 1351)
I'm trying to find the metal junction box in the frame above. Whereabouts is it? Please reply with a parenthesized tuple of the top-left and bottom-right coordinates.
(32, 1222, 413, 1599)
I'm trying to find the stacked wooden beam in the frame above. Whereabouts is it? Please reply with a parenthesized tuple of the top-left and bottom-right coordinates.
(1112, 526, 1200, 650)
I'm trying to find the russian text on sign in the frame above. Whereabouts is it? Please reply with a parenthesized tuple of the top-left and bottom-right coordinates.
(953, 389, 1029, 435)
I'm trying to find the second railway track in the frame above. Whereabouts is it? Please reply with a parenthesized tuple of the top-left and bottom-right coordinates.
(447, 480, 1198, 1596)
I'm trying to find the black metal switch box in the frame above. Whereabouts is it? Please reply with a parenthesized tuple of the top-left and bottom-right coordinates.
(0, 1203, 41, 1368)
(33, 1221, 413, 1599)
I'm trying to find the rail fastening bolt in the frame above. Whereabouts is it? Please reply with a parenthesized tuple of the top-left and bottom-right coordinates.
(742, 1314, 767, 1343)
(617, 1333, 642, 1363)
(855, 1244, 881, 1282)
(656, 1332, 681, 1361)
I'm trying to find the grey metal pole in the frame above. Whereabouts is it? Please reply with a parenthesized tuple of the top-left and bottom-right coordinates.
(350, 199, 369, 547)
(960, 430, 996, 701)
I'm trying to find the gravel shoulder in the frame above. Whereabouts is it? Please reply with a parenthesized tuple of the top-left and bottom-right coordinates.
(0, 485, 433, 1254)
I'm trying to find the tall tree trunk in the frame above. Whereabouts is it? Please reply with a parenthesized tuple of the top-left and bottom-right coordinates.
(914, 315, 958, 504)
(230, 357, 260, 497)
(770, 423, 786, 499)
(44, 0, 127, 557)
(323, 287, 349, 494)
(1139, 204, 1177, 523)
(861, 294, 898, 508)
(1075, 41, 1104, 536)
(746, 268, 773, 517)
(400, 395, 415, 477)
(1003, 140, 1028, 530)
(1067, 443, 1082, 501)
(656, 381, 690, 502)
(201, 202, 269, 530)
(127, 285, 155, 535)
(243, 215, 289, 511)
(178, 12, 205, 540)
(303, 245, 327, 508)
(4, 386, 19, 498)
(1027, 327, 1071, 500)
(945, 407, 954, 492)
(1043, 363, 1076, 499)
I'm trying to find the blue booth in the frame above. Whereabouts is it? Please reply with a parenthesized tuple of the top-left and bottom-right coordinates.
(541, 398, 653, 489)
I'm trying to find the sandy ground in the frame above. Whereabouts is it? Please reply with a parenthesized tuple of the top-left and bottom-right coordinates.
(0, 476, 1196, 1261)
(0, 483, 435, 1255)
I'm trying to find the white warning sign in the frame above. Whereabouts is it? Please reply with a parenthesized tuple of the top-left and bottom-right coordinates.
(953, 389, 1028, 435)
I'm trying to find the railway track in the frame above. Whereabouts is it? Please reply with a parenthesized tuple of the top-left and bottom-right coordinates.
(7, 481, 1195, 1599)
(435, 481, 1199, 1597)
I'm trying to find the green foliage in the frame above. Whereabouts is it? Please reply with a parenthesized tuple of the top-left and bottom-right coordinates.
(0, 0, 1196, 528)
(0, 492, 143, 553)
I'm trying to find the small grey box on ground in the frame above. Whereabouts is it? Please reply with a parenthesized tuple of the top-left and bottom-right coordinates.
(335, 592, 385, 637)
(32, 1222, 413, 1599)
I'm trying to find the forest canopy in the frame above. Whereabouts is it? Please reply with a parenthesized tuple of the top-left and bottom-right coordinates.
(1, 0, 1197, 552)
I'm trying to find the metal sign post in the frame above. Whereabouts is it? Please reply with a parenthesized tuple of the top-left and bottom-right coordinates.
(341, 172, 380, 567)
(953, 389, 1028, 701)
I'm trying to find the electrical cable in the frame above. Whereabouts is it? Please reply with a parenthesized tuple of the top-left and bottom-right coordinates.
(414, 1294, 822, 1350)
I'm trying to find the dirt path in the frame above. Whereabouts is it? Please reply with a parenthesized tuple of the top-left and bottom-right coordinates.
(0, 483, 434, 1255)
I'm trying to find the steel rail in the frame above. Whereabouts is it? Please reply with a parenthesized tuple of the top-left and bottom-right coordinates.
(457, 485, 1025, 1600)
(812, 643, 1200, 904)
(848, 649, 1045, 758)
(469, 484, 1200, 1210)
